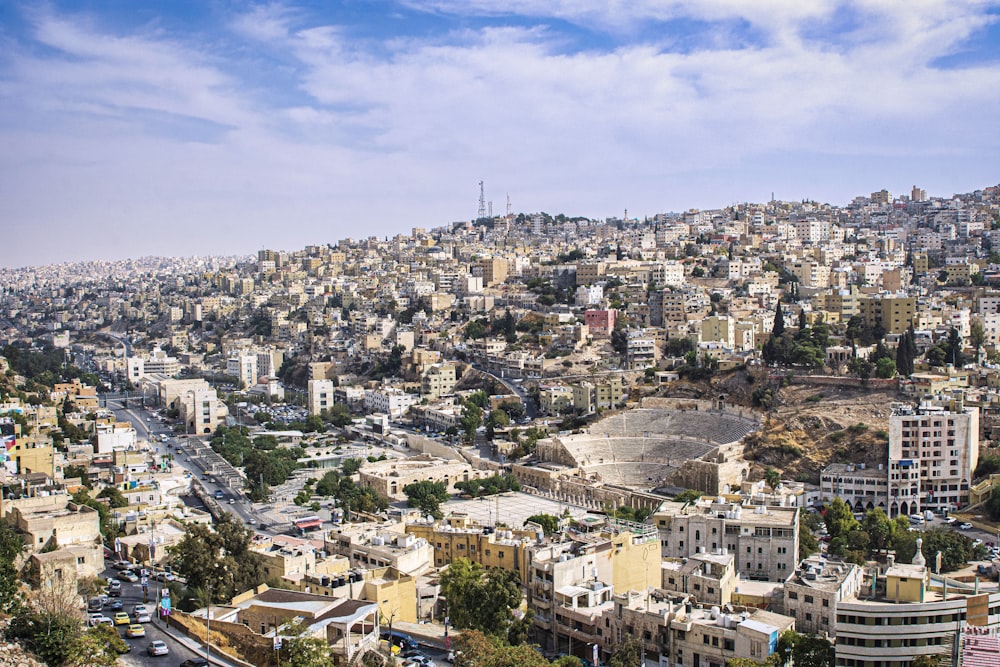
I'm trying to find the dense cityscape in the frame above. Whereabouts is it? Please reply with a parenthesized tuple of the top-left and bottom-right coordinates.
(1, 182, 1000, 667)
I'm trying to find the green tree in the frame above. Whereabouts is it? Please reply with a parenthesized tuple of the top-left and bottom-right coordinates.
(96, 486, 128, 508)
(823, 498, 860, 539)
(461, 401, 484, 443)
(847, 356, 873, 381)
(440, 558, 522, 636)
(64, 623, 129, 667)
(276, 619, 334, 667)
(0, 521, 25, 614)
(798, 513, 819, 560)
(325, 403, 353, 427)
(524, 514, 559, 535)
(875, 357, 896, 379)
(403, 480, 450, 519)
(608, 635, 642, 667)
(485, 408, 510, 441)
(453, 630, 550, 667)
(971, 318, 986, 362)
(342, 457, 364, 475)
(772, 301, 785, 338)
(792, 634, 835, 667)
(170, 512, 265, 602)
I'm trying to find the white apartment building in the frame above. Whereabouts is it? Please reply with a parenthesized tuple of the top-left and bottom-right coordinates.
(364, 388, 416, 419)
(575, 284, 604, 306)
(652, 260, 685, 287)
(307, 379, 335, 416)
(227, 352, 258, 389)
(126, 346, 181, 381)
(887, 399, 979, 517)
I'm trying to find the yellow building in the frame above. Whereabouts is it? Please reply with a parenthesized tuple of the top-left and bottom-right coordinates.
(861, 295, 915, 334)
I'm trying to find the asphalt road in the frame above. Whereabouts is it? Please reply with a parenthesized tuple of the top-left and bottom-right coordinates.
(98, 565, 206, 667)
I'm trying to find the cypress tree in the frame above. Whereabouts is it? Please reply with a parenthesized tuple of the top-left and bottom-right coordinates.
(772, 301, 785, 338)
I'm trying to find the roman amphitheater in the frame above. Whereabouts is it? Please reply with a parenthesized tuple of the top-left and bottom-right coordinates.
(515, 397, 760, 511)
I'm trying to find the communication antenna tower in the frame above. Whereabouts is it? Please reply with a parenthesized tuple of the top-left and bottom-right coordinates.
(506, 193, 512, 218)
(478, 181, 486, 222)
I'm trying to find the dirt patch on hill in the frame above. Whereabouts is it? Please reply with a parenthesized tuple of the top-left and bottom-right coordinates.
(660, 370, 901, 484)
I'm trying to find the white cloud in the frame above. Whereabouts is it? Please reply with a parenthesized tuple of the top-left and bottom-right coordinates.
(1, 1, 998, 266)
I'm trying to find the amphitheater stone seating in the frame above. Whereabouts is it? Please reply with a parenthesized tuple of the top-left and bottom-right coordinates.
(548, 407, 759, 491)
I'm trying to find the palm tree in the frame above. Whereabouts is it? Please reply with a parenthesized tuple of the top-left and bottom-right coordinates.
(764, 468, 781, 504)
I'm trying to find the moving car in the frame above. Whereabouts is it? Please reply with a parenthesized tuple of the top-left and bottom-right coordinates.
(113, 612, 131, 626)
(959, 522, 974, 530)
(88, 614, 113, 627)
(179, 660, 211, 667)
(118, 570, 139, 583)
(147, 640, 169, 656)
(124, 624, 145, 638)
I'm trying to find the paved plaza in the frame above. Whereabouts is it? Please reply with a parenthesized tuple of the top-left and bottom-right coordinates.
(437, 491, 594, 529)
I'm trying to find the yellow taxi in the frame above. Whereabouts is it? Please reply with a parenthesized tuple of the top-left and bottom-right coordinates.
(124, 624, 146, 638)
(113, 612, 131, 626)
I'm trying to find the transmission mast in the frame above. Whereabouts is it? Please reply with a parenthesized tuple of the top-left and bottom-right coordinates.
(477, 181, 486, 222)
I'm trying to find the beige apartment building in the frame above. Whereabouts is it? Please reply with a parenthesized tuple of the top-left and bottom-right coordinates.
(653, 498, 799, 582)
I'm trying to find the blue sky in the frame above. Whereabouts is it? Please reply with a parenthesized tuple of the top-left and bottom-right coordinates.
(1, 0, 999, 267)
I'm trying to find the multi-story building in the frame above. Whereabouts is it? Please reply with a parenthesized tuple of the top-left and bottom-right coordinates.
(126, 346, 181, 381)
(652, 498, 799, 582)
(819, 463, 889, 513)
(307, 379, 335, 417)
(177, 385, 228, 435)
(420, 363, 456, 400)
(325, 522, 434, 576)
(572, 378, 623, 413)
(783, 556, 864, 638)
(363, 387, 417, 418)
(625, 335, 657, 370)
(227, 352, 258, 389)
(539, 384, 574, 415)
(405, 514, 535, 581)
(528, 520, 662, 655)
(887, 398, 979, 517)
(861, 295, 916, 335)
(670, 607, 795, 667)
(661, 551, 738, 606)
(834, 542, 1000, 667)
(584, 309, 617, 336)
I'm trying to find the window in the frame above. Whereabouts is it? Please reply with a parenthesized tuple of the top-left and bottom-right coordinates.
(822, 599, 829, 608)
(788, 591, 798, 600)
(804, 595, 814, 604)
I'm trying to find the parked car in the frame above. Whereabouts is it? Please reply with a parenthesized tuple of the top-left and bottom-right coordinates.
(87, 597, 104, 613)
(147, 640, 169, 656)
(945, 517, 958, 525)
(88, 614, 113, 627)
(180, 660, 211, 667)
(124, 624, 145, 638)
(960, 522, 974, 530)
(909, 514, 924, 524)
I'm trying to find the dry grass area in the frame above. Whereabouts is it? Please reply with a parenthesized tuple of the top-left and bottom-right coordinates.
(741, 383, 897, 483)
